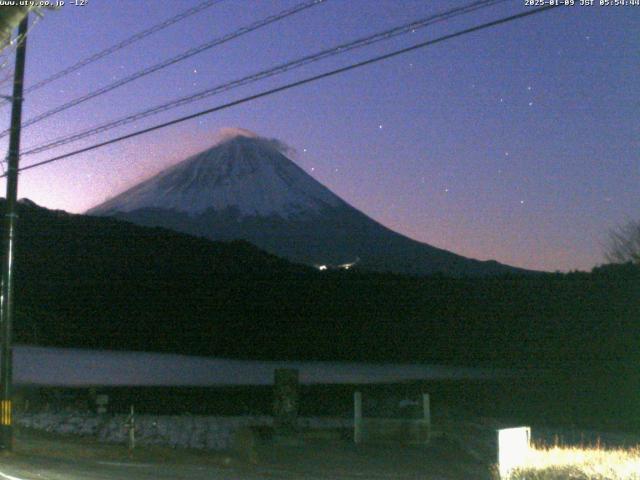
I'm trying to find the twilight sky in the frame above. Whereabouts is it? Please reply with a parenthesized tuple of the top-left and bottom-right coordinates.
(0, 0, 637, 272)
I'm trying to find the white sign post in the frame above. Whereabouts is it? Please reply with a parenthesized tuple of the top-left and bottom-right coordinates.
(497, 426, 531, 478)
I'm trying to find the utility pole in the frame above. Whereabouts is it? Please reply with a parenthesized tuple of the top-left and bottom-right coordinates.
(0, 13, 28, 452)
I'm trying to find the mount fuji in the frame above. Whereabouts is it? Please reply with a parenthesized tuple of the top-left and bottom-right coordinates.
(88, 129, 525, 276)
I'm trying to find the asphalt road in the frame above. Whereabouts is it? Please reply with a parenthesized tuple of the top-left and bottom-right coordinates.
(1, 455, 271, 480)
(2, 422, 494, 479)
(0, 456, 448, 480)
(0, 438, 490, 480)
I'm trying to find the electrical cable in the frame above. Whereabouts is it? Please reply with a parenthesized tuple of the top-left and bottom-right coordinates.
(8, 4, 558, 178)
(0, 0, 227, 105)
(0, 0, 326, 138)
(23, 0, 506, 156)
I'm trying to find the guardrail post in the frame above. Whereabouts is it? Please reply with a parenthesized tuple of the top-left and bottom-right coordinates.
(354, 391, 362, 444)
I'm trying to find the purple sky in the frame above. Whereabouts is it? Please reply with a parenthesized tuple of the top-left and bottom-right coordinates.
(1, 0, 637, 272)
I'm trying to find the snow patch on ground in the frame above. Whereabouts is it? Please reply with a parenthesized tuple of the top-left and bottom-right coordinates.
(13, 345, 513, 387)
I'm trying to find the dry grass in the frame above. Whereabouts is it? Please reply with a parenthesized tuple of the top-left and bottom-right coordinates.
(505, 443, 640, 480)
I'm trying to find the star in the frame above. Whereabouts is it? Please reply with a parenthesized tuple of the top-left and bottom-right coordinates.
(528, 102, 533, 107)
(303, 148, 307, 152)
(378, 124, 383, 129)
(520, 200, 525, 204)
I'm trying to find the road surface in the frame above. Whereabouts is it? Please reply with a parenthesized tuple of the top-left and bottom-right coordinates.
(0, 429, 491, 480)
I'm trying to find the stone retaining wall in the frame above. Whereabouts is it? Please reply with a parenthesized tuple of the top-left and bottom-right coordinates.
(16, 412, 351, 451)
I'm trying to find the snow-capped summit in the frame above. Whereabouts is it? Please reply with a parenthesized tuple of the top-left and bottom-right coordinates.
(90, 128, 342, 218)
(89, 129, 527, 276)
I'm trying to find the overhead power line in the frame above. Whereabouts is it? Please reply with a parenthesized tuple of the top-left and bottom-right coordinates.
(23, 0, 506, 156)
(8, 4, 557, 178)
(0, 0, 326, 138)
(0, 0, 226, 106)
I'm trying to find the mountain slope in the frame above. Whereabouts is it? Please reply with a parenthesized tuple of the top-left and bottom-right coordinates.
(88, 129, 528, 276)
(2, 199, 638, 370)
(3, 200, 639, 430)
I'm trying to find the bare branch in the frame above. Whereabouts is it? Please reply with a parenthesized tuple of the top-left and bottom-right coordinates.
(605, 220, 640, 264)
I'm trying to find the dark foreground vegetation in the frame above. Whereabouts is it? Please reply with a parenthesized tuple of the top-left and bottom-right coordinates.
(4, 200, 640, 430)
